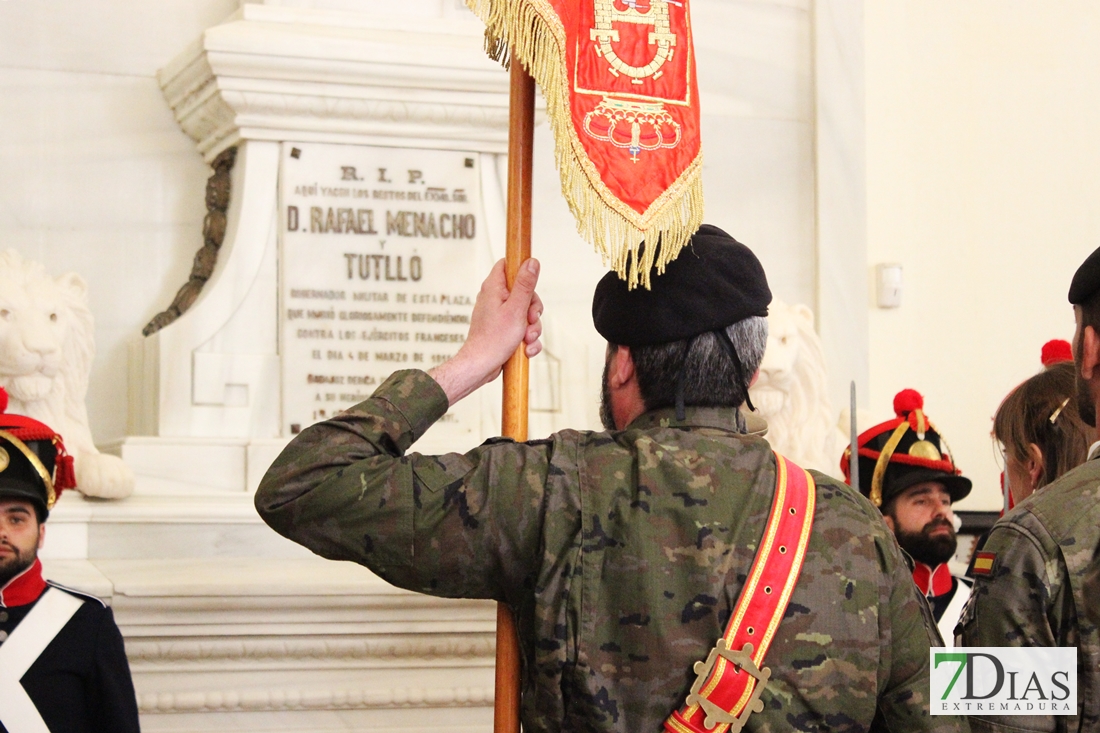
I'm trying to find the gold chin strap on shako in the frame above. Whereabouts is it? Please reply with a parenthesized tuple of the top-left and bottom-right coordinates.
(0, 429, 56, 509)
(869, 422, 910, 508)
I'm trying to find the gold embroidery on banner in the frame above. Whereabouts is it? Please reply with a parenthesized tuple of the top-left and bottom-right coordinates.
(583, 98, 682, 163)
(590, 0, 677, 83)
(585, 0, 685, 161)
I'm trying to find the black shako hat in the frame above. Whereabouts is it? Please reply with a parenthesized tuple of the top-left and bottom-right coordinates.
(591, 224, 772, 346)
(0, 387, 76, 521)
(1069, 245, 1100, 305)
(841, 389, 972, 509)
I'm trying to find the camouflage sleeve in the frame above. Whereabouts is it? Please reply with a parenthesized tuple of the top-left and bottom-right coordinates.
(873, 525, 970, 732)
(958, 515, 1065, 647)
(255, 368, 554, 602)
(957, 514, 1067, 733)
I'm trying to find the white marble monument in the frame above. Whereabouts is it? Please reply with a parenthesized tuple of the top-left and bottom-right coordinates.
(48, 5, 517, 731)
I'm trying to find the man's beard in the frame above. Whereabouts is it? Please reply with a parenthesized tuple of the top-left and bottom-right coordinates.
(894, 518, 957, 567)
(599, 356, 615, 430)
(0, 541, 36, 587)
(1076, 348, 1096, 427)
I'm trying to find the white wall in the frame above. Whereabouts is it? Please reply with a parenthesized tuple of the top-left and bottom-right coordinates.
(866, 2, 1100, 509)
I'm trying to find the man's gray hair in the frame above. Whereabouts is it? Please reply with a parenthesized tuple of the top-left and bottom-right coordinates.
(630, 315, 769, 411)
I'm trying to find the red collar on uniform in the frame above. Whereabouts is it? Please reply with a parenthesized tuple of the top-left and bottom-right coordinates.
(912, 561, 953, 597)
(0, 558, 47, 607)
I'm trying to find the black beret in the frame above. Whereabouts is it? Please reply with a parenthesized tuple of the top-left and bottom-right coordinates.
(591, 225, 771, 346)
(0, 387, 75, 521)
(1069, 245, 1100, 305)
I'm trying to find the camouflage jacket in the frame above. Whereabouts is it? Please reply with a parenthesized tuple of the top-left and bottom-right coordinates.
(958, 455, 1100, 733)
(256, 370, 966, 733)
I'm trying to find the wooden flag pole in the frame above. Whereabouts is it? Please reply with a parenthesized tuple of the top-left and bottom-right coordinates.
(495, 60, 535, 733)
(849, 381, 859, 492)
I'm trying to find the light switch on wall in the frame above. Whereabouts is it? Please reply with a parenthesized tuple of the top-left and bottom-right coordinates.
(876, 264, 903, 308)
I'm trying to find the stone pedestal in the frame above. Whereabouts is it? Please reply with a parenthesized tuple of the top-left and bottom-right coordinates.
(44, 546, 496, 733)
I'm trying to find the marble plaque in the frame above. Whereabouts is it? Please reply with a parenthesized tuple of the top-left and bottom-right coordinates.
(279, 143, 483, 444)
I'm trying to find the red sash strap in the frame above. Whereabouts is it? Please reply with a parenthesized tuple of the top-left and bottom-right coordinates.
(664, 452, 816, 733)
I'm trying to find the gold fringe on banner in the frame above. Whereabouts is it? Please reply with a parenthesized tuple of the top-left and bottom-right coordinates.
(466, 0, 705, 290)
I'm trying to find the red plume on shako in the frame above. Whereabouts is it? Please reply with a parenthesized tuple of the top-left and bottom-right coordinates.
(1041, 339, 1073, 368)
(0, 385, 77, 519)
(841, 388, 971, 509)
(892, 388, 924, 420)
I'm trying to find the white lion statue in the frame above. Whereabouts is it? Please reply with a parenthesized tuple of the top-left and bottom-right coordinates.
(749, 300, 846, 477)
(0, 249, 134, 499)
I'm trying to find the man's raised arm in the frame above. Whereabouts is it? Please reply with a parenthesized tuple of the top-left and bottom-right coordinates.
(254, 258, 543, 567)
(428, 257, 543, 404)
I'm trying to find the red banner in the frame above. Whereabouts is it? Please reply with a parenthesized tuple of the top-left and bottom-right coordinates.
(469, 0, 704, 288)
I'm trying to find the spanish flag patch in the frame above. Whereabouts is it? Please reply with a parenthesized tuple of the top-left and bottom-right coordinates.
(972, 551, 997, 576)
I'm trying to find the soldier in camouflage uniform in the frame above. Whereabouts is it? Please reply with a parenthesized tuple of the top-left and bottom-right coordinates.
(958, 246, 1100, 733)
(257, 226, 965, 733)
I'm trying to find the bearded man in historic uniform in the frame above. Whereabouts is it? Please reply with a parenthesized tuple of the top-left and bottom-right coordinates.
(842, 389, 973, 645)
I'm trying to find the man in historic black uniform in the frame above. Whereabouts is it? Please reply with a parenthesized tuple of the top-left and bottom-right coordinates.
(842, 388, 973, 645)
(0, 390, 140, 733)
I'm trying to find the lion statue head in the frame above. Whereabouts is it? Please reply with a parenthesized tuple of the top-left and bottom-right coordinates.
(0, 249, 133, 499)
(749, 300, 844, 476)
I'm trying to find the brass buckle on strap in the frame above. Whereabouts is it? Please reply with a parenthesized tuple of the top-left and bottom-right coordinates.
(685, 640, 772, 732)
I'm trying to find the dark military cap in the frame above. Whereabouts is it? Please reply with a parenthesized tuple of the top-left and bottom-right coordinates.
(591, 225, 771, 346)
(1069, 245, 1100, 305)
(841, 389, 971, 508)
(0, 387, 76, 520)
